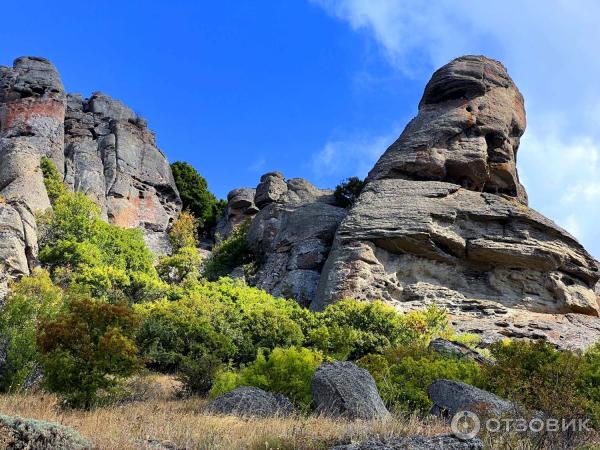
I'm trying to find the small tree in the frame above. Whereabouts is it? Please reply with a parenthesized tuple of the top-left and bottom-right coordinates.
(169, 211, 198, 252)
(37, 295, 141, 409)
(40, 156, 66, 205)
(171, 162, 226, 236)
(334, 177, 365, 207)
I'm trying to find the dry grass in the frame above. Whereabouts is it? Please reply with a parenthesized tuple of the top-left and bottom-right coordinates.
(0, 375, 449, 450)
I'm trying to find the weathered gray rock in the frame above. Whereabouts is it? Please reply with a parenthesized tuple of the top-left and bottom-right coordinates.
(313, 56, 600, 349)
(331, 435, 483, 450)
(246, 175, 346, 306)
(0, 414, 91, 449)
(255, 171, 287, 207)
(214, 188, 257, 240)
(311, 361, 389, 420)
(428, 379, 516, 418)
(64, 91, 181, 254)
(0, 55, 182, 290)
(205, 386, 296, 417)
(428, 339, 492, 365)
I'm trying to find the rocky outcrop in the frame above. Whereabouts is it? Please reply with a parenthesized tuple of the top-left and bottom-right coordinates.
(428, 339, 491, 365)
(428, 379, 516, 418)
(220, 172, 346, 306)
(313, 56, 600, 349)
(330, 435, 483, 450)
(205, 386, 296, 417)
(0, 56, 181, 293)
(0, 414, 91, 449)
(311, 361, 390, 420)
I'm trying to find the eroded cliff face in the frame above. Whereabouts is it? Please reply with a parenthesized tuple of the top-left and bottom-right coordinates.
(0, 56, 181, 295)
(313, 56, 600, 348)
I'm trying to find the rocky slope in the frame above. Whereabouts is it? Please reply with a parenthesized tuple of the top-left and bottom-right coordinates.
(221, 56, 600, 348)
(0, 56, 181, 296)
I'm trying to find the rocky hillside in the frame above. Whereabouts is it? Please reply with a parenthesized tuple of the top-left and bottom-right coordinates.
(1, 55, 599, 349)
(219, 56, 600, 349)
(0, 56, 181, 296)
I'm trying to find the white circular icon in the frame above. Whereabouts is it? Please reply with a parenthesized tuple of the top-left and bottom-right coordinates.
(451, 410, 481, 440)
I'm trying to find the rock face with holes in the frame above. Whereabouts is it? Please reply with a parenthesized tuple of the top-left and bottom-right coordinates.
(313, 56, 600, 349)
(0, 56, 181, 295)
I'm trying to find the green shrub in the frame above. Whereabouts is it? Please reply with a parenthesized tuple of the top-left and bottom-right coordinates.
(310, 300, 450, 360)
(358, 344, 481, 414)
(171, 161, 226, 236)
(168, 211, 198, 252)
(178, 351, 223, 396)
(157, 247, 203, 284)
(210, 347, 323, 410)
(203, 220, 253, 280)
(37, 295, 141, 409)
(334, 177, 364, 208)
(0, 269, 64, 391)
(481, 339, 600, 428)
(40, 156, 67, 204)
(135, 278, 306, 371)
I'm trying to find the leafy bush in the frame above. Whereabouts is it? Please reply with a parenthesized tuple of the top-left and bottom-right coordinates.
(135, 278, 306, 371)
(40, 156, 67, 204)
(202, 220, 253, 280)
(168, 211, 198, 252)
(210, 347, 323, 409)
(358, 344, 481, 414)
(481, 339, 600, 428)
(0, 269, 63, 391)
(334, 176, 364, 207)
(310, 300, 450, 360)
(171, 161, 226, 236)
(37, 295, 141, 409)
(178, 351, 223, 396)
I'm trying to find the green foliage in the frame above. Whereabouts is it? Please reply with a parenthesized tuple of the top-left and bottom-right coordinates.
(0, 269, 64, 391)
(169, 211, 198, 252)
(134, 278, 306, 371)
(481, 339, 600, 428)
(358, 344, 481, 414)
(178, 351, 223, 396)
(37, 295, 141, 409)
(40, 156, 67, 204)
(309, 300, 450, 360)
(333, 176, 365, 208)
(210, 347, 323, 409)
(157, 247, 203, 284)
(203, 220, 253, 281)
(171, 161, 226, 236)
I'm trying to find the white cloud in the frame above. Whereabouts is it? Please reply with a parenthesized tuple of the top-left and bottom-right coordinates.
(311, 130, 399, 181)
(311, 0, 600, 258)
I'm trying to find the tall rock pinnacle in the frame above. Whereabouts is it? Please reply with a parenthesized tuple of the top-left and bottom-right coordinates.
(313, 56, 600, 348)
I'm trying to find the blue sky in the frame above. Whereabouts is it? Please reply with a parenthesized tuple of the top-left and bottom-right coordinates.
(1, 1, 598, 258)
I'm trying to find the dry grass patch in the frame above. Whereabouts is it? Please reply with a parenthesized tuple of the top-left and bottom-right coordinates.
(0, 375, 449, 450)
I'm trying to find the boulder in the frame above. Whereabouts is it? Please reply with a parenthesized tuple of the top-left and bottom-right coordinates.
(254, 171, 287, 207)
(311, 361, 389, 420)
(205, 386, 295, 418)
(428, 379, 516, 418)
(428, 339, 492, 365)
(214, 188, 257, 240)
(313, 56, 600, 349)
(0, 414, 90, 449)
(330, 435, 483, 450)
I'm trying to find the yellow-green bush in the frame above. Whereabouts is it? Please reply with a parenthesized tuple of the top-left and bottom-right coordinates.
(210, 347, 324, 409)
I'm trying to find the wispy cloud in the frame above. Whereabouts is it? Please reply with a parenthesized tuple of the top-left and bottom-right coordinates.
(311, 0, 600, 258)
(311, 130, 399, 182)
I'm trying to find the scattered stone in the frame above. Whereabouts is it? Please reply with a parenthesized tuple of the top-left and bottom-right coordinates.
(0, 414, 91, 450)
(205, 386, 296, 418)
(311, 361, 389, 420)
(428, 379, 516, 418)
(330, 435, 483, 450)
(428, 339, 492, 365)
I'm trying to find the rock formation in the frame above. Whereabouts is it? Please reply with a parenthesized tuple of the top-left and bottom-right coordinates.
(0, 56, 181, 295)
(220, 172, 346, 306)
(310, 56, 600, 348)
